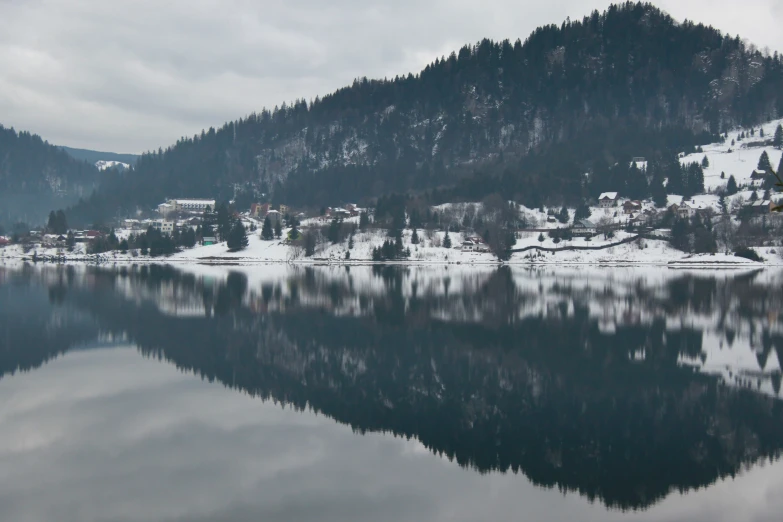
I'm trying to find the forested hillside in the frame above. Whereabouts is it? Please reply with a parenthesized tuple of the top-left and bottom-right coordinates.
(0, 126, 98, 227)
(70, 2, 783, 223)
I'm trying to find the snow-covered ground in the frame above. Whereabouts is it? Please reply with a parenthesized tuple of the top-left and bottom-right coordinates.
(2, 226, 774, 267)
(95, 160, 130, 171)
(680, 118, 783, 193)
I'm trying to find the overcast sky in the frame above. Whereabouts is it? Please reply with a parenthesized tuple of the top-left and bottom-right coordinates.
(1, 0, 781, 154)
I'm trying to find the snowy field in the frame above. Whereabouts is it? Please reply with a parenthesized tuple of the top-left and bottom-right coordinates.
(680, 117, 783, 193)
(1, 226, 775, 267)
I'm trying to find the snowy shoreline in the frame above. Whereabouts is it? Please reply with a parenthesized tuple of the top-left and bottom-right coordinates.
(1, 224, 775, 268)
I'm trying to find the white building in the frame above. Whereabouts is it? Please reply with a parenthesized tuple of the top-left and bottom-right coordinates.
(159, 199, 216, 215)
(152, 220, 175, 235)
(571, 219, 596, 237)
(598, 192, 618, 209)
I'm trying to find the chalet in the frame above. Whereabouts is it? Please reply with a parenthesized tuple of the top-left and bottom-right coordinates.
(333, 208, 352, 219)
(743, 200, 773, 215)
(279, 204, 290, 215)
(677, 202, 711, 219)
(623, 200, 642, 215)
(598, 192, 618, 209)
(571, 219, 596, 237)
(461, 237, 491, 253)
(0, 236, 9, 247)
(750, 169, 768, 180)
(202, 236, 217, 246)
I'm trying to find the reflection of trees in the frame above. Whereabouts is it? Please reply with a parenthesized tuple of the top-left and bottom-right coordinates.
(0, 266, 98, 376)
(2, 264, 783, 511)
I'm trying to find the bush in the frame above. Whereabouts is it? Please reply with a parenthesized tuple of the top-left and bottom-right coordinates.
(734, 247, 763, 262)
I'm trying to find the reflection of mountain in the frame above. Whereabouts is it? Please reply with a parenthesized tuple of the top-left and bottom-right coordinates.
(2, 264, 783, 510)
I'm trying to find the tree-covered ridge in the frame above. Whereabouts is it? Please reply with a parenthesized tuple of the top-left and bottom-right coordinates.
(70, 1, 783, 223)
(0, 125, 99, 227)
(0, 126, 98, 193)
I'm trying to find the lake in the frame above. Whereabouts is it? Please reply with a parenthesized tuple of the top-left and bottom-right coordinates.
(1, 262, 782, 522)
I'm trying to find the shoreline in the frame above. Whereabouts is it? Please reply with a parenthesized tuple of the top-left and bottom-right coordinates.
(1, 252, 772, 269)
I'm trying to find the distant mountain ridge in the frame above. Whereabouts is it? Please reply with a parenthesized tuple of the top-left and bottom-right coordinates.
(60, 146, 138, 166)
(67, 1, 783, 224)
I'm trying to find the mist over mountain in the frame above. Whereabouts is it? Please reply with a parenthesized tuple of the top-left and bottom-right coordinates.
(12, 2, 783, 225)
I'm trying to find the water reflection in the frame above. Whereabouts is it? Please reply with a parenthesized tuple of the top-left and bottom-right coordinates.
(1, 263, 782, 512)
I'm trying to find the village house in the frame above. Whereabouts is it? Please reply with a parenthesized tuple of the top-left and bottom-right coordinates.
(750, 169, 768, 180)
(0, 236, 9, 247)
(743, 199, 773, 216)
(460, 237, 491, 253)
(571, 219, 597, 237)
(598, 192, 618, 209)
(623, 200, 642, 215)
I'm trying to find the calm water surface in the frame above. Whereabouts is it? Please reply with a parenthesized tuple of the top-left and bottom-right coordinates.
(1, 262, 782, 522)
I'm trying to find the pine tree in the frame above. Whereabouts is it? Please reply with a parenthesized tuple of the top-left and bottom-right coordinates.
(227, 220, 248, 251)
(289, 221, 300, 241)
(701, 156, 709, 168)
(443, 231, 452, 249)
(750, 190, 759, 202)
(538, 233, 545, 242)
(348, 233, 354, 249)
(557, 205, 569, 224)
(721, 171, 725, 179)
(261, 216, 274, 240)
(651, 176, 668, 208)
(274, 219, 282, 238)
(359, 211, 369, 230)
(758, 150, 772, 171)
(774, 124, 783, 149)
(573, 202, 591, 221)
(411, 228, 419, 244)
(727, 175, 738, 195)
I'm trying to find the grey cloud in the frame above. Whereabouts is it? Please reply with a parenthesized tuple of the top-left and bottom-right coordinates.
(0, 1, 781, 153)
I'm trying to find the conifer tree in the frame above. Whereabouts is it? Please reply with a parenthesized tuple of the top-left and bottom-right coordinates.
(727, 175, 738, 195)
(289, 221, 300, 241)
(774, 124, 783, 149)
(443, 231, 452, 249)
(758, 150, 772, 171)
(411, 228, 419, 244)
(359, 211, 369, 230)
(274, 219, 282, 238)
(261, 216, 274, 240)
(701, 156, 709, 168)
(227, 220, 248, 251)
